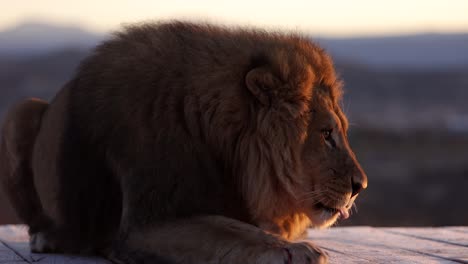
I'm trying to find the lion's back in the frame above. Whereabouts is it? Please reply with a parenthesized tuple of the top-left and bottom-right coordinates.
(66, 22, 310, 142)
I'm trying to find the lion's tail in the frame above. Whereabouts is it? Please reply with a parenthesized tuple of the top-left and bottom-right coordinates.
(0, 98, 50, 233)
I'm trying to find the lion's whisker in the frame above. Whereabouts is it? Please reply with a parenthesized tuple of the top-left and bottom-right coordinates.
(300, 191, 326, 198)
(300, 190, 326, 196)
(297, 190, 327, 202)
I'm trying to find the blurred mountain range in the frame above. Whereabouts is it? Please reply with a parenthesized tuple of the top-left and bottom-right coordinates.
(0, 21, 468, 69)
(1, 21, 468, 131)
(0, 21, 104, 56)
(317, 34, 468, 69)
(2, 21, 468, 68)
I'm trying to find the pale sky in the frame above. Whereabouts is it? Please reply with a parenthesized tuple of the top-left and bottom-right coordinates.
(1, 0, 468, 36)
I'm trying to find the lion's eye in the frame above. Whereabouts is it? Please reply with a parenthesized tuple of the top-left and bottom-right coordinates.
(322, 129, 333, 141)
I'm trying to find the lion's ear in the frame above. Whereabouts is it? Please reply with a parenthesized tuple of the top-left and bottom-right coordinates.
(245, 67, 280, 106)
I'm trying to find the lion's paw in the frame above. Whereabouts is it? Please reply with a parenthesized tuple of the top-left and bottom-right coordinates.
(255, 242, 327, 264)
(284, 242, 328, 264)
(30, 232, 57, 253)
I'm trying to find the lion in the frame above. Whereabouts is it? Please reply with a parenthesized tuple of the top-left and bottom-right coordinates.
(0, 21, 367, 263)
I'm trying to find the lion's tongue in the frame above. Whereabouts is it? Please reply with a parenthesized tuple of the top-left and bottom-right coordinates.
(339, 208, 349, 219)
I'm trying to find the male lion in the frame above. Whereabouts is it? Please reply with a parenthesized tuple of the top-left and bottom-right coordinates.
(0, 22, 367, 263)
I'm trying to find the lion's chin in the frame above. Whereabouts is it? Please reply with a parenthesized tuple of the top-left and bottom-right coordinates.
(305, 209, 339, 228)
(304, 203, 350, 228)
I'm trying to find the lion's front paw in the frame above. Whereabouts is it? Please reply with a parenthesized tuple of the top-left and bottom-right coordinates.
(284, 242, 328, 264)
(255, 242, 327, 264)
(30, 232, 57, 253)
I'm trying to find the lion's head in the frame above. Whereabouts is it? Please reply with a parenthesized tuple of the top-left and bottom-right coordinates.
(299, 82, 367, 228)
(226, 36, 367, 239)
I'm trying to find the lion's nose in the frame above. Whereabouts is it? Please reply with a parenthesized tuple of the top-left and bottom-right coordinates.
(351, 167, 367, 198)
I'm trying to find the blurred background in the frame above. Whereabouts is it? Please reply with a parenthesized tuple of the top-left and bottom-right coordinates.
(1, 0, 467, 226)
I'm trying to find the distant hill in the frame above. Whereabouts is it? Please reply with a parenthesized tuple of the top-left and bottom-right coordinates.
(0, 21, 104, 56)
(317, 34, 468, 69)
(1, 21, 468, 69)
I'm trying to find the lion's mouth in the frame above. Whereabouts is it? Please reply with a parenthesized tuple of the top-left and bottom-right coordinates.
(316, 202, 350, 219)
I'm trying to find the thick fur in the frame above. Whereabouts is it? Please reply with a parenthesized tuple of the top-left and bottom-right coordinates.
(0, 21, 367, 263)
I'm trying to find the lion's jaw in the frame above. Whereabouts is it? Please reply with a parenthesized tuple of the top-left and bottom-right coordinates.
(302, 191, 358, 228)
(298, 139, 366, 228)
